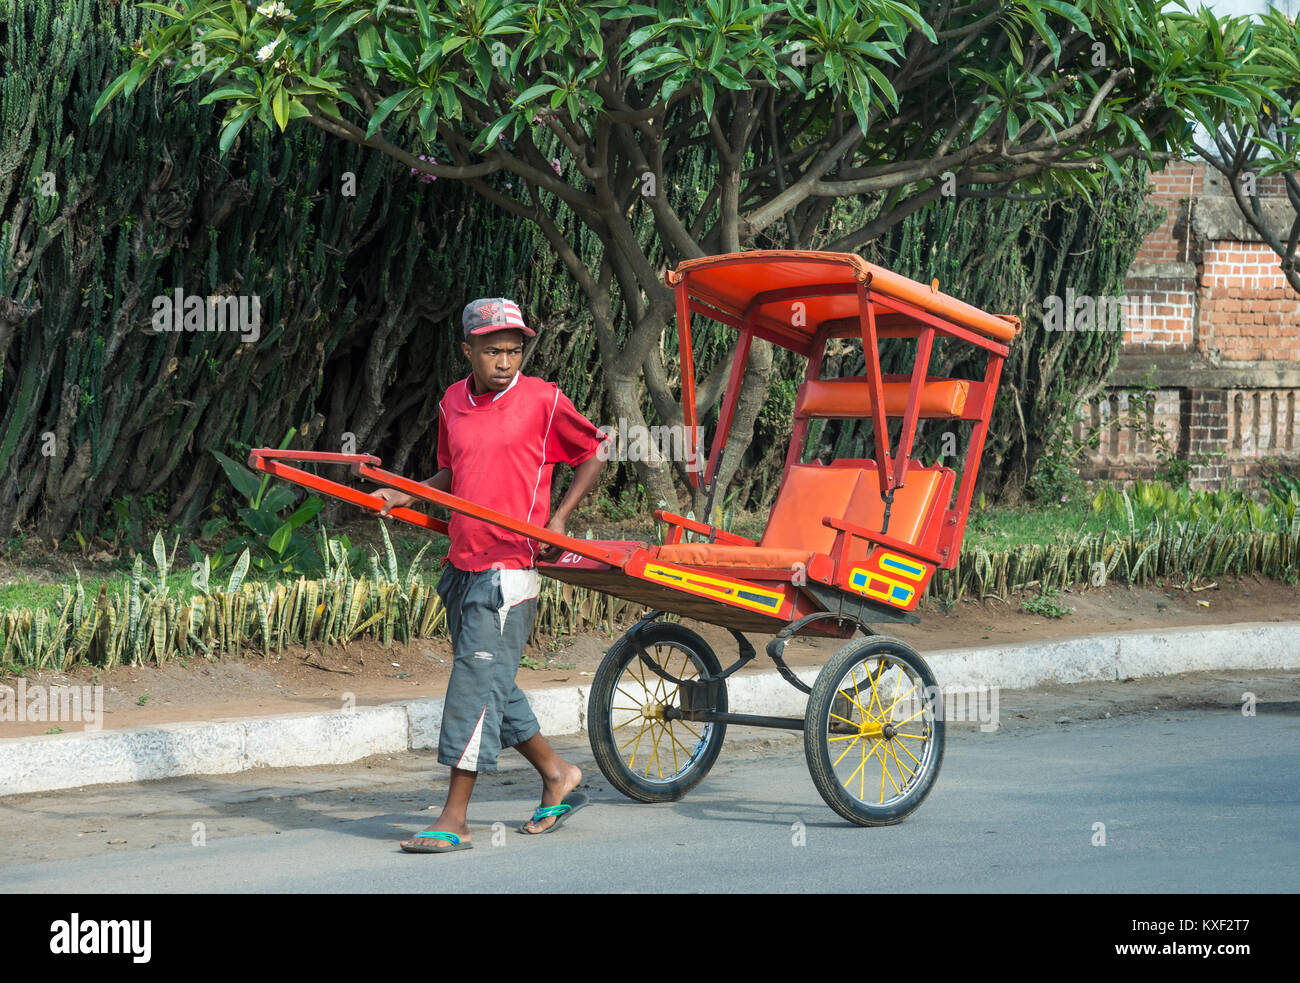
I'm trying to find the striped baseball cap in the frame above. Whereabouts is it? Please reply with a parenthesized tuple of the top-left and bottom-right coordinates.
(461, 297, 536, 338)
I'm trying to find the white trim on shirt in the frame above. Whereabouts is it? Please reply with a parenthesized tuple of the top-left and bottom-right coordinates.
(464, 372, 519, 406)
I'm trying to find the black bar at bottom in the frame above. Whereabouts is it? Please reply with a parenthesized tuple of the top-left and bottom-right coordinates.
(666, 708, 805, 730)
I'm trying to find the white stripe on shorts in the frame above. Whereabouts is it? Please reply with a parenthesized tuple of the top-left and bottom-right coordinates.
(496, 568, 540, 634)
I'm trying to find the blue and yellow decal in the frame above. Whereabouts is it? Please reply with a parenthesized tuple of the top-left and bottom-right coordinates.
(845, 551, 934, 607)
(848, 567, 915, 607)
(642, 562, 785, 615)
(877, 553, 926, 581)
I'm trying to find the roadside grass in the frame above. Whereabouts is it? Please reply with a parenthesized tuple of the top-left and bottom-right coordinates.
(3, 477, 1297, 671)
(0, 523, 450, 613)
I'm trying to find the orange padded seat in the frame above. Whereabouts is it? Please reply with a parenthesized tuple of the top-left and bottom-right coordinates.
(798, 378, 969, 418)
(844, 467, 948, 545)
(650, 462, 949, 569)
(653, 464, 858, 570)
(758, 463, 862, 554)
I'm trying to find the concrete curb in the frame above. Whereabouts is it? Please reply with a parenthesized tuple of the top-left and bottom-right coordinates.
(2, 620, 1297, 797)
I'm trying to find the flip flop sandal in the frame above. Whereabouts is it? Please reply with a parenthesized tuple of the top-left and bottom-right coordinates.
(518, 791, 589, 834)
(400, 830, 473, 854)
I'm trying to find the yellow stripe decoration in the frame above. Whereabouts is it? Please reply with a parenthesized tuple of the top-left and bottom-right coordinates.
(643, 562, 784, 614)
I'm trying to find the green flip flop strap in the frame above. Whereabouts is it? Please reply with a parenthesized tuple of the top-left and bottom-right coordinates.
(531, 803, 573, 822)
(412, 831, 461, 845)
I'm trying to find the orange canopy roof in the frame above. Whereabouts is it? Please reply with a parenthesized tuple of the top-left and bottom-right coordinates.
(665, 250, 1019, 349)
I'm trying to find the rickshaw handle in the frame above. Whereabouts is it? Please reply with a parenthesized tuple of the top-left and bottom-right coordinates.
(246, 449, 628, 567)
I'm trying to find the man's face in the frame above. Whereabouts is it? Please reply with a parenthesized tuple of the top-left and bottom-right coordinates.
(461, 329, 525, 393)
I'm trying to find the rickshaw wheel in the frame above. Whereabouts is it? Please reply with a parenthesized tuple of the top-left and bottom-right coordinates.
(804, 635, 945, 826)
(588, 622, 727, 803)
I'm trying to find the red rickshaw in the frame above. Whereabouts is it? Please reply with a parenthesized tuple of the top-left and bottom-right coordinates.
(250, 249, 1019, 825)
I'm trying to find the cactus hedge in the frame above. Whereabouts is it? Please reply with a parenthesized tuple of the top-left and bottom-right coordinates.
(2, 0, 1175, 552)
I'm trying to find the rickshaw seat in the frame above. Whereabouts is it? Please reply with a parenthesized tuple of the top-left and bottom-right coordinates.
(843, 464, 950, 546)
(651, 543, 819, 570)
(798, 377, 969, 418)
(652, 462, 950, 570)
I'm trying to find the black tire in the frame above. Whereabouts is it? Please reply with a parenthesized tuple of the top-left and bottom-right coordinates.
(804, 635, 945, 826)
(588, 622, 728, 803)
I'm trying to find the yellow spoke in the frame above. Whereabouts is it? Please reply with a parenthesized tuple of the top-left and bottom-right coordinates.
(867, 741, 902, 796)
(666, 721, 682, 774)
(836, 686, 869, 717)
(829, 711, 858, 727)
(832, 733, 862, 767)
(882, 681, 917, 717)
(615, 684, 646, 707)
(859, 739, 867, 801)
(649, 647, 667, 705)
(643, 720, 663, 778)
(624, 720, 650, 767)
(890, 705, 927, 727)
(620, 721, 650, 752)
(842, 752, 868, 793)
(867, 660, 886, 719)
(894, 739, 924, 768)
(894, 732, 926, 739)
(887, 741, 916, 783)
(676, 719, 704, 741)
(828, 733, 865, 741)
(664, 722, 694, 764)
(612, 716, 643, 732)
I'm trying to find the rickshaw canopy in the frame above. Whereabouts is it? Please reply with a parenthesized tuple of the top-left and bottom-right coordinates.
(665, 249, 1021, 544)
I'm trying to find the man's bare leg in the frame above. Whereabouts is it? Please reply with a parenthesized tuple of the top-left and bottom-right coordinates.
(400, 767, 476, 850)
(513, 732, 582, 833)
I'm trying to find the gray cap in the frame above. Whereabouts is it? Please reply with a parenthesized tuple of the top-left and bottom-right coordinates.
(461, 297, 536, 337)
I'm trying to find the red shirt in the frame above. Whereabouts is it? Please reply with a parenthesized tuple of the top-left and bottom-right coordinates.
(436, 373, 608, 570)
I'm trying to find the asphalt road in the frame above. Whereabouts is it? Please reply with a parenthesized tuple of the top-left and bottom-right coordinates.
(2, 672, 1297, 892)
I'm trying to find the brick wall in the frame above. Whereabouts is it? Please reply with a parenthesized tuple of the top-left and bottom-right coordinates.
(1075, 386, 1300, 487)
(1200, 242, 1300, 363)
(1128, 160, 1201, 268)
(1073, 160, 1300, 490)
(1121, 278, 1197, 351)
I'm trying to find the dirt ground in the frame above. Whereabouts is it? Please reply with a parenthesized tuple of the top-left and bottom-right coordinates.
(2, 577, 1297, 739)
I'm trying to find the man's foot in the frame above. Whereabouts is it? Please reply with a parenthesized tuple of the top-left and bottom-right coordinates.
(521, 762, 583, 834)
(400, 821, 472, 853)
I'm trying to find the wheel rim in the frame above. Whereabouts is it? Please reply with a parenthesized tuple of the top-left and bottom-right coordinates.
(609, 641, 716, 785)
(825, 654, 937, 809)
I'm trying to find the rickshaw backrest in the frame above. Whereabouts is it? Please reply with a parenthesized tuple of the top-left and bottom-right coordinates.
(760, 461, 953, 553)
(758, 464, 861, 555)
(797, 377, 970, 418)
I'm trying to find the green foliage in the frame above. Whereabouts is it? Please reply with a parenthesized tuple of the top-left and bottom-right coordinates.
(197, 428, 339, 577)
(3, 0, 535, 543)
(1019, 588, 1073, 619)
(1091, 479, 1300, 538)
(96, 1, 1282, 204)
(0, 521, 445, 668)
(930, 495, 1300, 604)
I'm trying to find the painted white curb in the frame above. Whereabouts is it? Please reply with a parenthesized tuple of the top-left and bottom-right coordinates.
(1, 620, 1296, 797)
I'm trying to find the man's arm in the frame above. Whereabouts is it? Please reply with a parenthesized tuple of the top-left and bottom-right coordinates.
(375, 468, 452, 515)
(535, 454, 605, 562)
